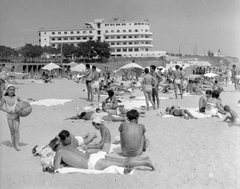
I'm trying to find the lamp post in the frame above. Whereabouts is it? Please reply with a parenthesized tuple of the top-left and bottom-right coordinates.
(179, 45, 182, 56)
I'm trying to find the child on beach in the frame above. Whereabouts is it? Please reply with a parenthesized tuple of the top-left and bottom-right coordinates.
(103, 90, 123, 109)
(165, 106, 197, 119)
(0, 84, 22, 151)
(223, 105, 240, 124)
(85, 117, 111, 154)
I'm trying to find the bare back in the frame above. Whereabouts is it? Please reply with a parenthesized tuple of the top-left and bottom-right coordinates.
(92, 71, 100, 81)
(54, 147, 89, 170)
(173, 70, 182, 80)
(119, 122, 146, 157)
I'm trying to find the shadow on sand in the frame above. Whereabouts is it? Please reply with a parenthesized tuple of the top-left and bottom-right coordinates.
(0, 140, 28, 148)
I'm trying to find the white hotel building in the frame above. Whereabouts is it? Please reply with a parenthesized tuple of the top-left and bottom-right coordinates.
(38, 18, 166, 58)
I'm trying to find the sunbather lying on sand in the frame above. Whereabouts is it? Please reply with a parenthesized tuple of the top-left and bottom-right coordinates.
(165, 106, 197, 119)
(43, 138, 154, 173)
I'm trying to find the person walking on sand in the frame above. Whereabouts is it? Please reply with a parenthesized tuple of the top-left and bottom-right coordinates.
(231, 65, 240, 92)
(91, 65, 101, 102)
(141, 68, 157, 111)
(173, 65, 184, 99)
(118, 109, 147, 157)
(43, 137, 154, 173)
(84, 64, 93, 101)
(0, 84, 22, 151)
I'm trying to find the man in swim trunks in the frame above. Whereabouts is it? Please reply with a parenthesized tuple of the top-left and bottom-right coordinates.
(84, 64, 93, 101)
(45, 137, 154, 173)
(165, 106, 197, 119)
(150, 65, 162, 109)
(91, 65, 101, 102)
(173, 65, 184, 99)
(198, 90, 212, 113)
(58, 130, 97, 149)
(231, 65, 240, 92)
(118, 109, 147, 157)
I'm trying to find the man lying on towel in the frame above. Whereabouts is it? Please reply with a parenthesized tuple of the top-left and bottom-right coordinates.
(43, 137, 155, 173)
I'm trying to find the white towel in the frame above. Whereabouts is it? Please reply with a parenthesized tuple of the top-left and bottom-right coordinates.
(56, 165, 133, 174)
(162, 108, 212, 118)
(30, 99, 72, 106)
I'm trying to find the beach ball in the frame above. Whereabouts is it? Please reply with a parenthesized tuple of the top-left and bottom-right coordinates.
(15, 101, 32, 117)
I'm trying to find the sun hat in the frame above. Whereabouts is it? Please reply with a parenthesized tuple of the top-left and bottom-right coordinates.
(6, 84, 15, 90)
(92, 117, 103, 124)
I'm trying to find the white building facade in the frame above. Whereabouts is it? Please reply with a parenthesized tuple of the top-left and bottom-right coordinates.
(38, 18, 166, 58)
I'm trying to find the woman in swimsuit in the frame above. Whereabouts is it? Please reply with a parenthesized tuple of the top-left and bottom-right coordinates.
(165, 106, 197, 119)
(173, 65, 184, 99)
(0, 84, 22, 151)
(205, 90, 226, 117)
(141, 68, 157, 111)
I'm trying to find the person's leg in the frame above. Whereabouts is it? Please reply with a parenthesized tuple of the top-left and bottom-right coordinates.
(152, 88, 156, 106)
(223, 116, 232, 122)
(178, 84, 183, 99)
(174, 83, 178, 99)
(86, 84, 90, 100)
(91, 87, 94, 102)
(7, 119, 15, 148)
(13, 117, 20, 151)
(95, 156, 154, 171)
(184, 109, 197, 119)
(143, 91, 150, 111)
(154, 87, 160, 108)
(96, 88, 101, 102)
(83, 134, 97, 145)
(148, 92, 155, 110)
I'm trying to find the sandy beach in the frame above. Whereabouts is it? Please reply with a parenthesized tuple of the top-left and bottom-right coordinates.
(1, 78, 240, 189)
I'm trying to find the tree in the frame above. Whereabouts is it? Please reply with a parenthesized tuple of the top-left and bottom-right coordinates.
(0, 45, 16, 62)
(19, 44, 43, 62)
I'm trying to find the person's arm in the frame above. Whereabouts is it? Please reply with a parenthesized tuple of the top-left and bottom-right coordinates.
(118, 123, 123, 133)
(216, 101, 226, 114)
(152, 76, 158, 88)
(17, 96, 22, 102)
(88, 130, 106, 150)
(0, 98, 12, 114)
(51, 151, 62, 172)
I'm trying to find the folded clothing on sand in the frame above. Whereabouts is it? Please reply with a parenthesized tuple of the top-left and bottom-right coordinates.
(30, 99, 72, 106)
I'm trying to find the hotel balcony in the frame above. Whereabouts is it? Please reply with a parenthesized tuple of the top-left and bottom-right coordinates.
(104, 38, 153, 42)
(104, 31, 153, 36)
(110, 44, 153, 48)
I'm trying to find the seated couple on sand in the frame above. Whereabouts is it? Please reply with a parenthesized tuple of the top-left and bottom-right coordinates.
(198, 90, 225, 118)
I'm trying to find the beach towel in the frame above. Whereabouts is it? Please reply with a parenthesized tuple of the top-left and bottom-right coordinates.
(135, 96, 169, 101)
(162, 108, 212, 118)
(56, 165, 131, 174)
(119, 100, 151, 109)
(30, 99, 72, 106)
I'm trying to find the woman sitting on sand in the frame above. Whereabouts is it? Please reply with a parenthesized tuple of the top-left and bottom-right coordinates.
(165, 106, 197, 119)
(103, 90, 123, 110)
(205, 90, 226, 117)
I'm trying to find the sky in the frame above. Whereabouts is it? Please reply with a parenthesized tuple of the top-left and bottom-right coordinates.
(0, 0, 239, 59)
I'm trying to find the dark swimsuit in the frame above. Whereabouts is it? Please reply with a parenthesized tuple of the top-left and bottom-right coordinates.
(86, 80, 92, 85)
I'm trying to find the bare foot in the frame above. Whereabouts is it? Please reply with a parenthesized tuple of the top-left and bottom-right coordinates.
(15, 146, 20, 151)
(148, 159, 155, 171)
(124, 166, 133, 174)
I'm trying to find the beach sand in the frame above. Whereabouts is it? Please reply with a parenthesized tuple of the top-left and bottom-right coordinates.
(0, 79, 240, 189)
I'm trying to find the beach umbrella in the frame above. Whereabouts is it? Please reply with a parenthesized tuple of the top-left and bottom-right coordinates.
(67, 61, 78, 67)
(185, 74, 201, 79)
(184, 66, 194, 75)
(204, 73, 219, 77)
(41, 62, 61, 71)
(70, 63, 86, 73)
(114, 63, 144, 77)
(193, 61, 211, 67)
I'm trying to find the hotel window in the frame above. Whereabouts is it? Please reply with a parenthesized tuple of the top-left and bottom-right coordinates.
(135, 42, 139, 44)
(105, 36, 109, 39)
(123, 42, 127, 45)
(134, 23, 137, 25)
(134, 48, 139, 51)
(89, 31, 92, 33)
(123, 36, 126, 39)
(52, 32, 55, 35)
(97, 23, 101, 28)
(123, 49, 127, 52)
(83, 31, 86, 34)
(70, 38, 74, 40)
(77, 31, 80, 34)
(64, 38, 67, 40)
(129, 30, 132, 32)
(64, 32, 67, 34)
(135, 29, 138, 32)
(129, 48, 133, 52)
(58, 32, 61, 34)
(105, 30, 108, 33)
(116, 24, 120, 26)
(71, 31, 73, 34)
(123, 30, 126, 32)
(97, 31, 101, 35)
(44, 32, 46, 34)
(145, 29, 148, 32)
(58, 38, 61, 40)
(146, 49, 148, 51)
(111, 42, 115, 45)
(51, 44, 55, 47)
(111, 30, 114, 33)
(117, 36, 120, 39)
(129, 42, 132, 45)
(52, 38, 55, 41)
(117, 42, 121, 45)
(129, 36, 132, 38)
(83, 37, 86, 40)
(145, 36, 148, 38)
(117, 49, 121, 52)
(77, 37, 80, 40)
(97, 37, 101, 41)
(105, 24, 109, 26)
(138, 23, 141, 25)
(89, 37, 93, 40)
(117, 30, 120, 33)
(111, 36, 115, 39)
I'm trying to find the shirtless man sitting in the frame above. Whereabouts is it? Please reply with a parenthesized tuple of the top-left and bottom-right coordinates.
(44, 137, 155, 173)
(198, 90, 212, 113)
(118, 109, 147, 157)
